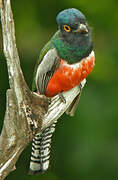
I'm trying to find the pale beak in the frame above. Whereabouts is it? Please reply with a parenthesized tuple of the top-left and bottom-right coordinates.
(74, 24, 88, 33)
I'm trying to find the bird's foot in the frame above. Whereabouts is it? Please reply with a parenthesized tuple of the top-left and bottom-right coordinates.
(79, 83, 82, 92)
(58, 93, 66, 103)
(47, 97, 51, 105)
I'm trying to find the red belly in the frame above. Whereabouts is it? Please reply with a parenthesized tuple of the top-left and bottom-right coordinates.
(45, 55, 95, 97)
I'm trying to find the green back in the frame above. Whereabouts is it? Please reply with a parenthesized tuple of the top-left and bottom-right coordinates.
(32, 40, 54, 91)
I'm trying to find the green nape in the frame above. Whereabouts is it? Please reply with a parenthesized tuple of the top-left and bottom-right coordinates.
(51, 30, 93, 64)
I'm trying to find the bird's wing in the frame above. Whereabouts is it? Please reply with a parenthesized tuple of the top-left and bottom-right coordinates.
(35, 48, 60, 94)
(32, 40, 54, 92)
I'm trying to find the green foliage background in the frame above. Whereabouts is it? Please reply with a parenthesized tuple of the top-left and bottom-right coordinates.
(0, 0, 118, 179)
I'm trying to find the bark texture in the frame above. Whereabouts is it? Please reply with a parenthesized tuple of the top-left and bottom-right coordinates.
(0, 0, 85, 179)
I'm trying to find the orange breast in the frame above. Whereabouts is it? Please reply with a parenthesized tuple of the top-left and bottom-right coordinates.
(45, 52, 95, 97)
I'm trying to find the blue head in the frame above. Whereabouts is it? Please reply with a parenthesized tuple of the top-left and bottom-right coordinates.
(56, 8, 91, 45)
(56, 8, 86, 28)
(53, 8, 93, 62)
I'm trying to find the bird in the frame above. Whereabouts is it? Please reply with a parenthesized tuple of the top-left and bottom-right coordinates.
(29, 8, 95, 174)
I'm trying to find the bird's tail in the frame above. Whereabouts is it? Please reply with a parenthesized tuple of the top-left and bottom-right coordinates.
(29, 120, 57, 175)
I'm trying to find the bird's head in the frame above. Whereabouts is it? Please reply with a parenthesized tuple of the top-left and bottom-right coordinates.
(56, 8, 90, 44)
(54, 8, 93, 62)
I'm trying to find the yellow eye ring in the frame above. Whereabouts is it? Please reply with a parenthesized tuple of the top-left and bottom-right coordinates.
(64, 25, 71, 32)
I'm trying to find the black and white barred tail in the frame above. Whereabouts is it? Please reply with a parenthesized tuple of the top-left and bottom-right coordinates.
(29, 120, 57, 174)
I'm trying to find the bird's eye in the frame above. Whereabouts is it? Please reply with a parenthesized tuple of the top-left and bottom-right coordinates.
(64, 25, 71, 32)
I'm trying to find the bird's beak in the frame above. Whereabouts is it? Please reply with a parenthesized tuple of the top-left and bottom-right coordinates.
(74, 24, 88, 33)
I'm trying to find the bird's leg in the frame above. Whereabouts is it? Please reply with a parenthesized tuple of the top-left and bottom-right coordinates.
(47, 97, 51, 105)
(58, 93, 66, 103)
(79, 83, 82, 93)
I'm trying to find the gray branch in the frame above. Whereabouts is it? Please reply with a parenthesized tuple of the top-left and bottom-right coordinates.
(0, 0, 86, 179)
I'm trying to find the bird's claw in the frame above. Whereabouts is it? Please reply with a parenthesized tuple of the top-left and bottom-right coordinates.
(59, 93, 66, 103)
(79, 83, 82, 91)
(47, 97, 51, 105)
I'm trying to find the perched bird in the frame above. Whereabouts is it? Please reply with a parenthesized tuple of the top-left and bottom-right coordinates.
(29, 8, 95, 174)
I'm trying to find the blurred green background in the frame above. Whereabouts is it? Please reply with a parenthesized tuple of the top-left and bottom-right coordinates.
(0, 0, 118, 179)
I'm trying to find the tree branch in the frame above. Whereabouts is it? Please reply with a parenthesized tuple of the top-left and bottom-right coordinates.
(0, 0, 85, 179)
